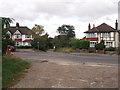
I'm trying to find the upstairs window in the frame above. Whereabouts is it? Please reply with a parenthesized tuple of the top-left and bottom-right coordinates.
(25, 35, 31, 38)
(102, 33, 110, 38)
(15, 33, 21, 38)
(87, 33, 96, 38)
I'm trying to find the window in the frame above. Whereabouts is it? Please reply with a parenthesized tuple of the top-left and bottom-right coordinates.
(15, 42, 19, 46)
(90, 42, 97, 47)
(15, 33, 21, 38)
(87, 33, 96, 38)
(25, 35, 31, 38)
(106, 42, 113, 47)
(102, 33, 110, 38)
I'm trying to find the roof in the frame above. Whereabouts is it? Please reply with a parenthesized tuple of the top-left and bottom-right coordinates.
(84, 23, 116, 33)
(8, 26, 31, 35)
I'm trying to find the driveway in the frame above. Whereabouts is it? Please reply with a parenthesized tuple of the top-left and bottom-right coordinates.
(12, 49, 118, 88)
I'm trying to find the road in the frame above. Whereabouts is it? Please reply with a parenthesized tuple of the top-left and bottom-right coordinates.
(14, 49, 118, 65)
(12, 49, 118, 88)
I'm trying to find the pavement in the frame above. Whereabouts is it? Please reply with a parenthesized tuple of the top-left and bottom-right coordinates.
(11, 49, 118, 88)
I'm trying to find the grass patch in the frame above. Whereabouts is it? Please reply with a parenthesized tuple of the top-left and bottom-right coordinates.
(2, 55, 30, 88)
(55, 47, 78, 53)
(105, 51, 116, 54)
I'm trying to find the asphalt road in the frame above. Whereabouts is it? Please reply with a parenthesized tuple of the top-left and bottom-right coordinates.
(12, 49, 118, 88)
(14, 49, 118, 65)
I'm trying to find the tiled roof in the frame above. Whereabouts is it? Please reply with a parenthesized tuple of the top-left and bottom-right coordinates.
(84, 23, 116, 33)
(8, 26, 31, 35)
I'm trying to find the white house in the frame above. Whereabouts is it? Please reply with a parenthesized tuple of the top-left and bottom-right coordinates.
(6, 22, 33, 46)
(84, 20, 119, 48)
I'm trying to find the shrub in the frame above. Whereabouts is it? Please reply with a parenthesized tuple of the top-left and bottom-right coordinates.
(105, 47, 116, 51)
(95, 40, 105, 50)
(69, 39, 90, 49)
(79, 39, 90, 49)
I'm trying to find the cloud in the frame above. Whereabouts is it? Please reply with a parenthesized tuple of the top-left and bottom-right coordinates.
(0, 0, 119, 38)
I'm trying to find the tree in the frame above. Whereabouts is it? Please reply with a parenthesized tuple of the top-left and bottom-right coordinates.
(2, 17, 14, 39)
(2, 17, 15, 54)
(31, 36, 48, 51)
(53, 35, 69, 49)
(30, 24, 44, 37)
(57, 24, 75, 39)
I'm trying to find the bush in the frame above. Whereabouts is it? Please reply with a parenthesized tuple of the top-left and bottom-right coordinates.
(79, 40, 90, 49)
(69, 38, 79, 49)
(70, 39, 90, 49)
(95, 40, 105, 50)
(105, 47, 116, 51)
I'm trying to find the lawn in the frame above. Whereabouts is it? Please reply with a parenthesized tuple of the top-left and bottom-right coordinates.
(2, 55, 30, 88)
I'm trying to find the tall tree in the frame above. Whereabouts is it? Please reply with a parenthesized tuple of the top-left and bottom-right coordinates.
(57, 24, 75, 39)
(2, 17, 14, 54)
(2, 17, 14, 39)
(30, 24, 44, 37)
(2, 17, 14, 29)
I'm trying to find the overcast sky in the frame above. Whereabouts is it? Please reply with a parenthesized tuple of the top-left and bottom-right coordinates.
(0, 0, 119, 38)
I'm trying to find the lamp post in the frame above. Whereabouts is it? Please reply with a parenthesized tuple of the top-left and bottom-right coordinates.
(37, 41, 39, 50)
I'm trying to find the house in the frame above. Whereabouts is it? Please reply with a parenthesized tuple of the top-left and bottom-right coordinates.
(84, 20, 119, 48)
(6, 22, 33, 46)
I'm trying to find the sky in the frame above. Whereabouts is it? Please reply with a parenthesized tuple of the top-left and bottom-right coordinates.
(0, 0, 119, 39)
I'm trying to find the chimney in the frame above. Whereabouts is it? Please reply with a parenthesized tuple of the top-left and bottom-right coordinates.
(93, 24, 95, 27)
(115, 20, 118, 30)
(88, 23, 91, 30)
(16, 22, 19, 27)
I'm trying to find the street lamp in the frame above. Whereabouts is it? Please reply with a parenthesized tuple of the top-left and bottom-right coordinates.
(37, 41, 39, 50)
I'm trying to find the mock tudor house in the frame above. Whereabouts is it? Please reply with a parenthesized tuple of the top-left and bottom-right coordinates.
(6, 23, 33, 46)
(84, 20, 119, 48)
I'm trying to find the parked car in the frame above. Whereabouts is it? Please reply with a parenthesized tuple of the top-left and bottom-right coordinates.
(10, 46, 16, 52)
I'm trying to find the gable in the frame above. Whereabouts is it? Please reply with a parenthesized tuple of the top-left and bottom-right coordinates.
(6, 31, 12, 35)
(14, 30, 21, 35)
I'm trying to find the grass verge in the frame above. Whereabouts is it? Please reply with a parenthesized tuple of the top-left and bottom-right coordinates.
(55, 47, 78, 53)
(2, 55, 30, 88)
(105, 51, 116, 54)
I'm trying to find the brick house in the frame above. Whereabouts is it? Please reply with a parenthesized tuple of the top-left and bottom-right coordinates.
(6, 23, 33, 46)
(84, 20, 119, 48)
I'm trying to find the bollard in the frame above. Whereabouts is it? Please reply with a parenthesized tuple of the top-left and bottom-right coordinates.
(6, 45, 11, 55)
